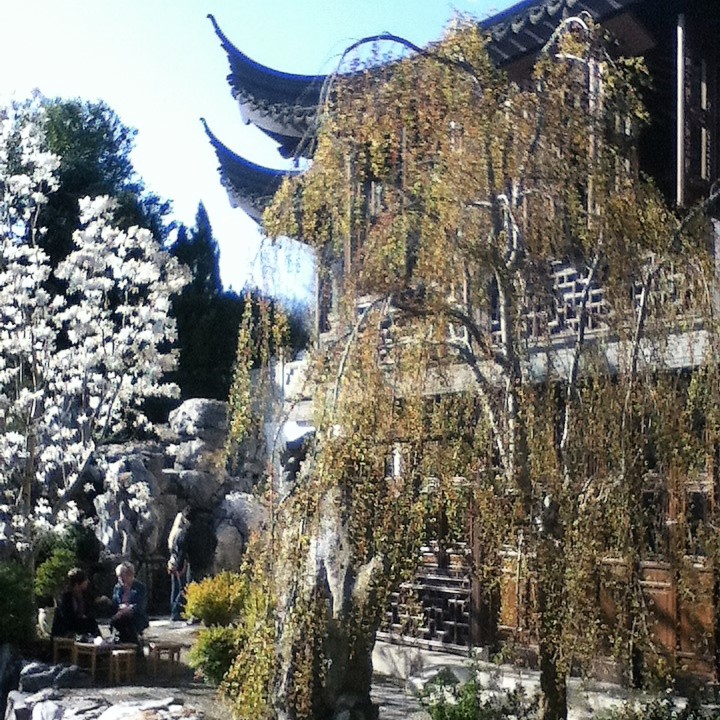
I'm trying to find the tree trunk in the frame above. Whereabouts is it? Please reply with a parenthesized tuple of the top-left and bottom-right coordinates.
(322, 621, 377, 720)
(537, 536, 568, 720)
(272, 487, 380, 720)
(538, 634, 568, 720)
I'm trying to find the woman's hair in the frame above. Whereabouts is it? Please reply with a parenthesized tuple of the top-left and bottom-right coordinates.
(67, 567, 87, 587)
(115, 561, 135, 579)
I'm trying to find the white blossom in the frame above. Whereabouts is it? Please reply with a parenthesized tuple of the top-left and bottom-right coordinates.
(0, 97, 189, 552)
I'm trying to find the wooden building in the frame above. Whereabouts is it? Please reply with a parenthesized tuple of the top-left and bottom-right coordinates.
(206, 0, 720, 682)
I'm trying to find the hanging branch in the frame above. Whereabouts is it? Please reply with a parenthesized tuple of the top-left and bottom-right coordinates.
(560, 252, 602, 484)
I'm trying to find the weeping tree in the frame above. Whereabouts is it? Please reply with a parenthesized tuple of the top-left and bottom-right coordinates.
(223, 17, 720, 720)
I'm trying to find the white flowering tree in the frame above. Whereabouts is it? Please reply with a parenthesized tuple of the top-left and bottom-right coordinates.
(0, 98, 189, 553)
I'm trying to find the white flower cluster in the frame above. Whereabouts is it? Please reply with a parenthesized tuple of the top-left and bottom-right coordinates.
(0, 98, 190, 551)
(0, 95, 60, 238)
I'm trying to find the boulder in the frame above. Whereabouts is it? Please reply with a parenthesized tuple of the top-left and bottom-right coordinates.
(53, 665, 91, 689)
(212, 522, 246, 573)
(19, 663, 61, 693)
(5, 688, 62, 720)
(93, 456, 178, 561)
(29, 698, 62, 720)
(169, 399, 227, 442)
(210, 492, 266, 573)
(172, 440, 223, 472)
(4, 690, 206, 720)
(173, 470, 224, 511)
(218, 492, 265, 537)
(4, 691, 29, 720)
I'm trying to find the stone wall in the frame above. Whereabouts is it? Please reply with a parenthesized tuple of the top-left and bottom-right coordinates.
(86, 399, 265, 610)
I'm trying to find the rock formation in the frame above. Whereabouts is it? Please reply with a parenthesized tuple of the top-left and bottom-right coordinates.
(82, 399, 265, 607)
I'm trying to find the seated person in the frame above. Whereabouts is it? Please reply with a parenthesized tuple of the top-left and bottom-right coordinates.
(109, 561, 149, 644)
(51, 567, 101, 639)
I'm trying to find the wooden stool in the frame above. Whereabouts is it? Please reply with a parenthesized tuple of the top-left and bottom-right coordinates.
(110, 648, 136, 683)
(147, 641, 182, 677)
(52, 637, 75, 664)
(72, 642, 105, 681)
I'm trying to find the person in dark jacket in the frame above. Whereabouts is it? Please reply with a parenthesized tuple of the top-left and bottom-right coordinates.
(109, 561, 149, 644)
(51, 568, 101, 639)
(167, 509, 191, 621)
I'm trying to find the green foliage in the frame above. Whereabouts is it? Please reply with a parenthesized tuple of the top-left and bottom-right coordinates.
(34, 523, 100, 569)
(187, 562, 277, 694)
(185, 571, 248, 626)
(224, 294, 309, 467)
(220, 569, 277, 720)
(171, 207, 309, 402)
(171, 203, 222, 298)
(598, 696, 708, 720)
(188, 624, 240, 685)
(34, 547, 77, 601)
(40, 97, 173, 265)
(0, 561, 35, 645)
(223, 619, 276, 720)
(33, 525, 101, 604)
(44, 98, 135, 194)
(64, 523, 102, 566)
(421, 671, 538, 720)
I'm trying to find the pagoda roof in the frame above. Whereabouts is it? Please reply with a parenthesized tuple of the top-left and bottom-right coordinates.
(210, 0, 644, 156)
(202, 119, 298, 224)
(209, 14, 324, 159)
(480, 0, 641, 66)
(208, 0, 657, 224)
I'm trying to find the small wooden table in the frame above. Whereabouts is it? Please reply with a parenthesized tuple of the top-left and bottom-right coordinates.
(72, 641, 137, 682)
(147, 641, 183, 677)
(52, 636, 75, 664)
(110, 648, 137, 683)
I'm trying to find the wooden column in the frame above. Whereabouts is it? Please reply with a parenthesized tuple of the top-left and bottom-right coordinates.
(676, 13, 686, 208)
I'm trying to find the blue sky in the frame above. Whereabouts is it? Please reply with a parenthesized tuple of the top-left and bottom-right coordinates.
(0, 0, 508, 302)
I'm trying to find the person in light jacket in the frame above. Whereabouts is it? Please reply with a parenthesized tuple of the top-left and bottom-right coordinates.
(109, 561, 148, 644)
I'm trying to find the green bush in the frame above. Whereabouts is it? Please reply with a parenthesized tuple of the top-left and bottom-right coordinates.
(599, 696, 708, 720)
(220, 580, 276, 720)
(186, 565, 277, 718)
(188, 624, 240, 685)
(34, 546, 77, 601)
(34, 524, 100, 566)
(63, 523, 101, 566)
(421, 670, 537, 720)
(0, 561, 35, 645)
(185, 571, 248, 626)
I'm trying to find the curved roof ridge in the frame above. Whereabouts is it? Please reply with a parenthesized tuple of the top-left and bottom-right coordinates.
(202, 118, 300, 176)
(207, 0, 647, 221)
(202, 118, 299, 223)
(209, 14, 330, 156)
(208, 14, 329, 88)
(483, 0, 641, 63)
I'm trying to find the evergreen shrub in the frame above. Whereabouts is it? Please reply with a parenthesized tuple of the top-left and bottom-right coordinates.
(421, 670, 538, 720)
(188, 624, 239, 685)
(0, 561, 35, 645)
(185, 571, 248, 626)
(34, 546, 77, 603)
(598, 696, 708, 720)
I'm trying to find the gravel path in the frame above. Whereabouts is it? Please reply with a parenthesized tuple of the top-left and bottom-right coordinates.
(53, 619, 425, 719)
